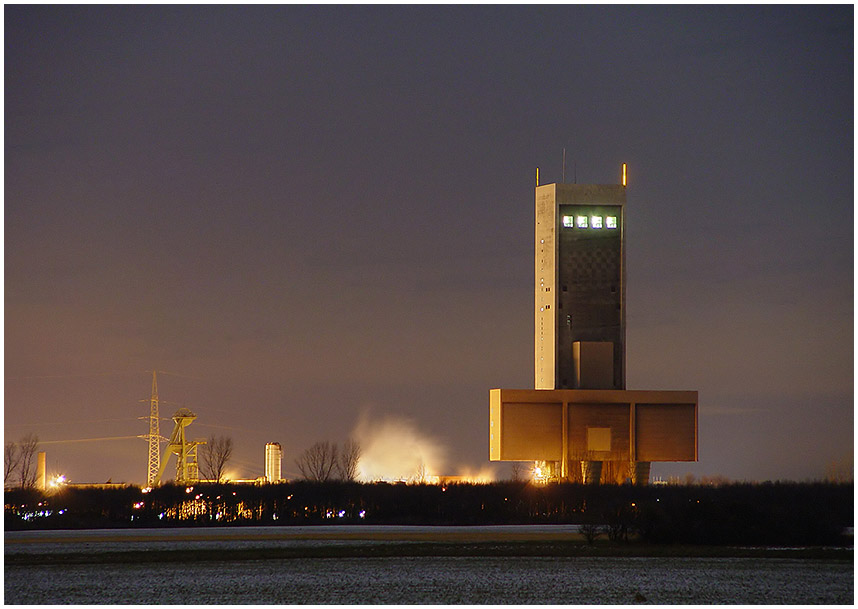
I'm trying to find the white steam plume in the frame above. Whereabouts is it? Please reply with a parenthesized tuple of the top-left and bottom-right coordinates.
(353, 413, 447, 482)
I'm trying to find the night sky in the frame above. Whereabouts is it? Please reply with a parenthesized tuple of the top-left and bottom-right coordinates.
(5, 6, 853, 484)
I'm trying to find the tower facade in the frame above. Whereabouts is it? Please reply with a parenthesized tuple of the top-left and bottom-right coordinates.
(535, 183, 625, 390)
(265, 442, 282, 483)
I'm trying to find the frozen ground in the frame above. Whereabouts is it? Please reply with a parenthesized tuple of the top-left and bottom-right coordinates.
(5, 526, 853, 604)
(4, 524, 583, 554)
(5, 555, 853, 604)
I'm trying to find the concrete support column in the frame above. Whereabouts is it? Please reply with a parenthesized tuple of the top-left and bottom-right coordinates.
(631, 461, 651, 486)
(581, 460, 603, 484)
(561, 402, 569, 480)
(36, 451, 46, 491)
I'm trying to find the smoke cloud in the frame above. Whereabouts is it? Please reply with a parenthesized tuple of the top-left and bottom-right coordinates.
(352, 414, 447, 482)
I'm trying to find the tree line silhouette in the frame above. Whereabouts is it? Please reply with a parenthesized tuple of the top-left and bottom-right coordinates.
(4, 480, 851, 546)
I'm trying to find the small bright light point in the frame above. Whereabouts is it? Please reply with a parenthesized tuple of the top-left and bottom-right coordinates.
(606, 216, 617, 229)
(562, 215, 574, 227)
(576, 216, 588, 228)
(591, 216, 603, 229)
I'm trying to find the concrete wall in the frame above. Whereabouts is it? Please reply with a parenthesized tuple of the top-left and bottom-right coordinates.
(534, 185, 557, 389)
(635, 403, 697, 461)
(489, 388, 698, 464)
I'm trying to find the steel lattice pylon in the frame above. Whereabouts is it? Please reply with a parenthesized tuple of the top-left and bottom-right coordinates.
(144, 371, 161, 487)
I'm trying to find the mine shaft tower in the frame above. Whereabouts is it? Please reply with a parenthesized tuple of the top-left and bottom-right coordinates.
(140, 371, 205, 486)
(490, 165, 698, 485)
(154, 408, 205, 486)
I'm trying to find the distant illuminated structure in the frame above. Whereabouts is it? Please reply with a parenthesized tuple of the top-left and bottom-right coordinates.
(140, 371, 162, 488)
(154, 408, 204, 485)
(490, 165, 698, 484)
(265, 442, 282, 483)
(36, 451, 46, 491)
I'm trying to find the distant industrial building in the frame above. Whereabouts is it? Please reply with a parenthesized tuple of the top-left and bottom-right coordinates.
(265, 442, 282, 483)
(490, 170, 698, 484)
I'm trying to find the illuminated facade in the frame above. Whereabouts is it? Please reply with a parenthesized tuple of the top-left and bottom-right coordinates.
(265, 442, 282, 483)
(535, 183, 626, 390)
(490, 172, 698, 484)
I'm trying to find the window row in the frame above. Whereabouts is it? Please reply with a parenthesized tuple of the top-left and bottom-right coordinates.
(562, 215, 618, 229)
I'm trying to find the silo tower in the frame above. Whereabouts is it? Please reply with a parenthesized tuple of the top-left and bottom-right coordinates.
(265, 442, 282, 483)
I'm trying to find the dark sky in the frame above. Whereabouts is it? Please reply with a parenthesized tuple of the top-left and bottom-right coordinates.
(5, 5, 853, 484)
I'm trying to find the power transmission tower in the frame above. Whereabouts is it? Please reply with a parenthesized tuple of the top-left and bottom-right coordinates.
(139, 371, 162, 487)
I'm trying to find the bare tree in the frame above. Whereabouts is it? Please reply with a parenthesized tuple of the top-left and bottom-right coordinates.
(296, 441, 339, 482)
(510, 462, 526, 482)
(18, 434, 39, 489)
(200, 435, 233, 482)
(337, 439, 361, 481)
(412, 460, 427, 484)
(579, 522, 604, 545)
(5, 442, 20, 486)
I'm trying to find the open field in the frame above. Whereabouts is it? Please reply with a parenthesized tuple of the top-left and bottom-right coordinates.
(5, 525, 852, 566)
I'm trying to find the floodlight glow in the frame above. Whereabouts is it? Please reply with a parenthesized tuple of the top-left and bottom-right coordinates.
(576, 216, 588, 228)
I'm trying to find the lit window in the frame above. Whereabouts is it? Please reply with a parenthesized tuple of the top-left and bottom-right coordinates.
(606, 216, 618, 229)
(576, 216, 588, 228)
(562, 216, 574, 227)
(591, 216, 603, 229)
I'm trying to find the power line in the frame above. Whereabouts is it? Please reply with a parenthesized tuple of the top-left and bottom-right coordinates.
(5, 417, 141, 428)
(38, 436, 140, 445)
(5, 370, 147, 381)
(193, 422, 259, 434)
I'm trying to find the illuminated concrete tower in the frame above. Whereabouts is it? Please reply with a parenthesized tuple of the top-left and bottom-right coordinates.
(265, 442, 282, 483)
(535, 183, 625, 390)
(490, 165, 697, 485)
